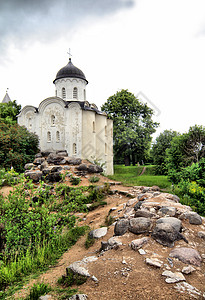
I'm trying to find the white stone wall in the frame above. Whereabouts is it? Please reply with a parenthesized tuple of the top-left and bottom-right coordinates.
(54, 78, 87, 101)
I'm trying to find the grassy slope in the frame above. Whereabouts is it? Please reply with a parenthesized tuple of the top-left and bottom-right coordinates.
(108, 165, 171, 189)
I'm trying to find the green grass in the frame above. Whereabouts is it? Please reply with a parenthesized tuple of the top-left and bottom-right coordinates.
(108, 165, 171, 189)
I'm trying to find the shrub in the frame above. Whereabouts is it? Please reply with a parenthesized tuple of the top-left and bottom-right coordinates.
(69, 176, 81, 185)
(26, 282, 51, 300)
(89, 176, 100, 183)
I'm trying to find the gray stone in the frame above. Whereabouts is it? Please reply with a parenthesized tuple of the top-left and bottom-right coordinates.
(163, 193, 180, 203)
(198, 231, 205, 239)
(91, 275, 98, 283)
(159, 207, 176, 217)
(129, 217, 151, 234)
(107, 237, 122, 247)
(87, 164, 103, 173)
(138, 249, 146, 255)
(152, 223, 181, 247)
(47, 153, 66, 165)
(151, 185, 160, 191)
(77, 164, 88, 171)
(130, 237, 149, 250)
(134, 209, 154, 218)
(156, 217, 182, 232)
(186, 212, 202, 225)
(114, 219, 129, 236)
(24, 163, 34, 170)
(39, 296, 52, 300)
(69, 295, 88, 300)
(24, 171, 43, 183)
(146, 258, 163, 268)
(67, 261, 90, 277)
(169, 247, 202, 267)
(182, 265, 196, 274)
(66, 157, 82, 165)
(82, 256, 98, 263)
(33, 157, 45, 165)
(126, 198, 138, 207)
(89, 227, 107, 239)
(162, 270, 185, 283)
(56, 150, 68, 157)
(174, 282, 202, 298)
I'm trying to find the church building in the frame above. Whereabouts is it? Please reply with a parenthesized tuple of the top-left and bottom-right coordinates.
(17, 58, 113, 175)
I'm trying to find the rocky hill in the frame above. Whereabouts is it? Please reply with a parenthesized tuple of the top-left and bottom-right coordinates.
(12, 152, 205, 299)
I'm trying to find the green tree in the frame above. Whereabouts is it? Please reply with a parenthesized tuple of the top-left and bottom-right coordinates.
(0, 121, 39, 172)
(101, 89, 159, 165)
(167, 125, 205, 183)
(0, 100, 21, 124)
(151, 130, 178, 174)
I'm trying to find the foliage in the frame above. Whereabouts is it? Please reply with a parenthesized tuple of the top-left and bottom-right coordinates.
(0, 100, 21, 124)
(89, 176, 100, 183)
(69, 175, 81, 185)
(151, 130, 178, 174)
(101, 89, 159, 165)
(84, 234, 95, 249)
(166, 125, 205, 177)
(0, 168, 22, 187)
(26, 282, 51, 300)
(0, 121, 39, 172)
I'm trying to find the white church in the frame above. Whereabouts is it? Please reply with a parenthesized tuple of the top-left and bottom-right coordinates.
(17, 57, 113, 175)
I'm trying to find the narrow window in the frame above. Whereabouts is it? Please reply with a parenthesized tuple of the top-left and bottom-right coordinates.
(56, 131, 60, 142)
(105, 125, 107, 136)
(73, 87, 78, 99)
(47, 131, 51, 142)
(51, 115, 55, 125)
(93, 121, 96, 133)
(84, 89, 86, 100)
(55, 90, 57, 97)
(105, 143, 108, 155)
(73, 143, 77, 155)
(29, 117, 32, 128)
(62, 87, 66, 99)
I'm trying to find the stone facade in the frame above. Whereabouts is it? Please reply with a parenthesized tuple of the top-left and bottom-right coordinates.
(18, 59, 113, 175)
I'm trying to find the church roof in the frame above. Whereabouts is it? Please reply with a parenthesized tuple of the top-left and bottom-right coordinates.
(53, 58, 88, 84)
(2, 92, 11, 103)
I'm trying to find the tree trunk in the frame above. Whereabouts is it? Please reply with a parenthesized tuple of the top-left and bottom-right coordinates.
(132, 153, 136, 166)
(124, 155, 130, 166)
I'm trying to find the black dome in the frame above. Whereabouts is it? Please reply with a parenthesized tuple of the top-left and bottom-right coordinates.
(53, 58, 88, 84)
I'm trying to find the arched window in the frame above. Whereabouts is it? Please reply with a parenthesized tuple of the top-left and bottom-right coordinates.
(73, 143, 77, 155)
(73, 87, 78, 99)
(62, 87, 66, 99)
(105, 125, 107, 136)
(51, 115, 55, 125)
(84, 89, 86, 100)
(93, 121, 96, 133)
(105, 143, 108, 155)
(47, 131, 51, 142)
(56, 131, 60, 142)
(55, 90, 57, 97)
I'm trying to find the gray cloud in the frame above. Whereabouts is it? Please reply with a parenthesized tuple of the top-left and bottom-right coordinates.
(0, 0, 135, 58)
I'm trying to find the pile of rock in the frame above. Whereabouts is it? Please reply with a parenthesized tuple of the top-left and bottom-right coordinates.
(24, 150, 103, 183)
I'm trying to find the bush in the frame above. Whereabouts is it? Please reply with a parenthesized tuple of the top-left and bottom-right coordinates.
(89, 176, 100, 183)
(0, 121, 39, 172)
(26, 282, 51, 300)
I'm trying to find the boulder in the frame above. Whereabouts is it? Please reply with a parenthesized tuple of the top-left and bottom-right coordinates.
(126, 198, 138, 207)
(158, 207, 176, 217)
(41, 150, 52, 157)
(33, 157, 45, 165)
(180, 212, 202, 225)
(87, 164, 103, 173)
(56, 150, 68, 157)
(24, 163, 34, 170)
(89, 227, 107, 239)
(169, 247, 202, 266)
(198, 231, 205, 239)
(129, 217, 151, 234)
(107, 236, 122, 247)
(77, 164, 88, 171)
(69, 295, 88, 300)
(134, 209, 154, 218)
(66, 157, 82, 165)
(130, 237, 149, 250)
(182, 265, 196, 274)
(45, 172, 62, 182)
(156, 217, 182, 232)
(146, 258, 163, 268)
(47, 153, 66, 165)
(67, 261, 90, 277)
(152, 223, 181, 247)
(114, 219, 129, 236)
(162, 270, 185, 283)
(24, 171, 42, 183)
(151, 185, 160, 191)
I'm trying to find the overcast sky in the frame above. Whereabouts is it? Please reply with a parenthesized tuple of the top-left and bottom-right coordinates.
(0, 0, 205, 139)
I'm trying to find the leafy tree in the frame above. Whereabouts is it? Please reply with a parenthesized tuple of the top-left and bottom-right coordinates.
(0, 100, 21, 124)
(167, 125, 205, 182)
(101, 89, 159, 165)
(151, 130, 178, 174)
(0, 121, 39, 172)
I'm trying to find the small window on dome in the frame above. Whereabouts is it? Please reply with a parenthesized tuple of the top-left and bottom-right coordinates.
(105, 143, 108, 155)
(93, 121, 96, 133)
(47, 131, 51, 142)
(73, 87, 78, 99)
(62, 87, 66, 99)
(105, 125, 107, 136)
(51, 115, 55, 126)
(84, 89, 86, 100)
(73, 143, 77, 155)
(56, 131, 60, 142)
